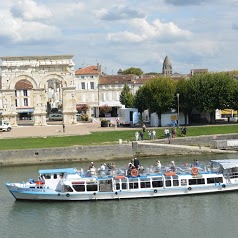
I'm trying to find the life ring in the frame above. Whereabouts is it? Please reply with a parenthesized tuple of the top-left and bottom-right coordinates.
(222, 184, 226, 188)
(131, 169, 139, 177)
(35, 181, 44, 185)
(188, 187, 192, 191)
(191, 167, 199, 175)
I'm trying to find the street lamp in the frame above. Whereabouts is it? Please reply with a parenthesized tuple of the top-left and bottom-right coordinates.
(176, 93, 179, 128)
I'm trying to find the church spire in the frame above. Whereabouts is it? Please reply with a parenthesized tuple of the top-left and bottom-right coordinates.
(162, 55, 172, 76)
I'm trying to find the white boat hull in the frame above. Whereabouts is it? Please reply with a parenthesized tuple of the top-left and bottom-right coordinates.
(6, 183, 238, 201)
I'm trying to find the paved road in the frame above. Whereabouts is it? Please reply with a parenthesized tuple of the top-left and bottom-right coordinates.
(0, 122, 140, 139)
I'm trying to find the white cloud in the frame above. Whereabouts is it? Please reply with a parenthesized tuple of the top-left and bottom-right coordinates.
(0, 0, 237, 74)
(10, 0, 52, 21)
(108, 18, 192, 43)
(98, 5, 145, 21)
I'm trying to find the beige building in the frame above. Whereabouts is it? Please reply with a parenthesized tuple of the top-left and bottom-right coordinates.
(75, 65, 101, 117)
(0, 55, 77, 126)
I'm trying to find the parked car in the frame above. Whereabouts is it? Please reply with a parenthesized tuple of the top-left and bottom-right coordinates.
(0, 120, 12, 131)
(49, 113, 63, 121)
(76, 113, 82, 121)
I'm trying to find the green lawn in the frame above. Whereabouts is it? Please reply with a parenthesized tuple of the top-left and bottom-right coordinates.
(0, 125, 238, 151)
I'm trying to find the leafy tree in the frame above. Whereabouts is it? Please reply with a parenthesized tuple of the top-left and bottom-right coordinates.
(100, 105, 111, 117)
(187, 72, 237, 122)
(134, 86, 148, 113)
(122, 67, 143, 76)
(76, 104, 89, 114)
(175, 78, 191, 125)
(134, 76, 177, 126)
(120, 84, 135, 108)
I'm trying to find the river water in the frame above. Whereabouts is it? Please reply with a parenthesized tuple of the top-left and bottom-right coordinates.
(1, 153, 238, 238)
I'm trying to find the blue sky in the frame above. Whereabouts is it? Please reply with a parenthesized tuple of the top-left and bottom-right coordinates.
(0, 0, 237, 74)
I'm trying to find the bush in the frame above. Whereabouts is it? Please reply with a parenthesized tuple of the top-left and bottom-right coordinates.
(81, 114, 88, 121)
(101, 119, 111, 127)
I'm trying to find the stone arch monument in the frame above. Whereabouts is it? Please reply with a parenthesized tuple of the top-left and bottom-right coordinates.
(0, 55, 77, 126)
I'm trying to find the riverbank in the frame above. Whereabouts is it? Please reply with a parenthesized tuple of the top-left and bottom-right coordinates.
(0, 134, 237, 167)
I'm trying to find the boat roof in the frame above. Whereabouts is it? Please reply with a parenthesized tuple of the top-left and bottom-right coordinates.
(39, 168, 77, 174)
(211, 160, 238, 169)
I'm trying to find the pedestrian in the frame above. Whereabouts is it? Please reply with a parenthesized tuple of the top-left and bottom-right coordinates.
(100, 163, 106, 175)
(181, 126, 187, 137)
(170, 161, 176, 172)
(134, 157, 140, 169)
(142, 123, 146, 132)
(164, 128, 169, 138)
(135, 131, 139, 141)
(152, 130, 156, 140)
(62, 123, 65, 133)
(148, 130, 152, 140)
(171, 127, 176, 140)
(116, 117, 120, 127)
(155, 160, 161, 172)
(139, 131, 144, 140)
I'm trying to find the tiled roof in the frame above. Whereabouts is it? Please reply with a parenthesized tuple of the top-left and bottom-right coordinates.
(99, 74, 154, 85)
(15, 80, 33, 90)
(75, 65, 100, 75)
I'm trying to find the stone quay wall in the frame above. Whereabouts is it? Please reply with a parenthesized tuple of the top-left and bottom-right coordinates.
(0, 134, 237, 166)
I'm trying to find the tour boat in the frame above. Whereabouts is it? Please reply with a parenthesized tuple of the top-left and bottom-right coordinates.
(5, 159, 238, 201)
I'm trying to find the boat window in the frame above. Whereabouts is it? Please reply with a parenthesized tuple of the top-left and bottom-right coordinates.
(64, 185, 73, 192)
(121, 182, 127, 190)
(152, 180, 163, 188)
(99, 180, 112, 192)
(207, 177, 223, 184)
(173, 179, 179, 186)
(86, 184, 98, 191)
(165, 178, 171, 187)
(44, 174, 51, 179)
(181, 179, 187, 186)
(172, 175, 179, 186)
(115, 183, 120, 190)
(121, 177, 128, 189)
(73, 185, 85, 192)
(53, 174, 57, 179)
(189, 178, 205, 185)
(151, 177, 162, 188)
(129, 178, 139, 189)
(140, 178, 151, 188)
(215, 177, 223, 183)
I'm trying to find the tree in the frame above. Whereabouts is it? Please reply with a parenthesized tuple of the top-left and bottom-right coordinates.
(187, 72, 237, 122)
(134, 76, 177, 126)
(76, 104, 89, 114)
(100, 105, 111, 117)
(175, 78, 191, 125)
(134, 87, 148, 113)
(122, 67, 143, 76)
(120, 84, 135, 108)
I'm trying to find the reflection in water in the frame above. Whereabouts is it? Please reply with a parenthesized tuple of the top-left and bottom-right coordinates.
(1, 154, 238, 238)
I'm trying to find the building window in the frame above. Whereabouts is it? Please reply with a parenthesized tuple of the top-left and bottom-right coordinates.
(23, 90, 28, 96)
(90, 76, 94, 78)
(90, 82, 94, 89)
(81, 82, 86, 90)
(24, 98, 28, 106)
(15, 90, 17, 96)
(15, 99, 18, 107)
(81, 76, 85, 79)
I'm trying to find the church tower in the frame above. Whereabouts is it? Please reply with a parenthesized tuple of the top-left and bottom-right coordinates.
(162, 55, 172, 76)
